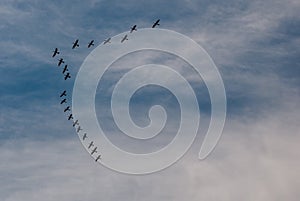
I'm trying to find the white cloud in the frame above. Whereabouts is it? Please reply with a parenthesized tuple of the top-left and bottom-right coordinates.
(1, 0, 299, 200)
(1, 99, 299, 201)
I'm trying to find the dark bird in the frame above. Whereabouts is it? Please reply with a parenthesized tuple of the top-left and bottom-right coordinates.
(91, 147, 98, 155)
(95, 155, 101, 162)
(62, 65, 68, 74)
(152, 19, 160, 28)
(58, 58, 65, 66)
(82, 133, 88, 140)
(60, 90, 67, 97)
(121, 34, 128, 43)
(76, 126, 82, 133)
(52, 48, 60, 57)
(88, 40, 94, 48)
(88, 141, 94, 149)
(103, 37, 111, 44)
(73, 120, 79, 127)
(64, 106, 70, 113)
(68, 114, 73, 120)
(60, 99, 67, 104)
(64, 72, 71, 80)
(130, 25, 137, 33)
(72, 39, 79, 49)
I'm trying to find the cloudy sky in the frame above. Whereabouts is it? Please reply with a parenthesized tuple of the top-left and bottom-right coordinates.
(0, 0, 299, 200)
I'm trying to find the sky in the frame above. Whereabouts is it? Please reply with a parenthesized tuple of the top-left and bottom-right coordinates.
(0, 0, 300, 200)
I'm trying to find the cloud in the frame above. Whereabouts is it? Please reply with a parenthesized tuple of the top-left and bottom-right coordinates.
(1, 100, 299, 201)
(1, 0, 299, 200)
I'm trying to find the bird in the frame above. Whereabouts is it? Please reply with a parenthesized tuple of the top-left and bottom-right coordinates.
(88, 40, 95, 48)
(60, 99, 67, 104)
(64, 106, 70, 112)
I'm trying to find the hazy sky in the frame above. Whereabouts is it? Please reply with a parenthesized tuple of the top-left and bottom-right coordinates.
(0, 0, 299, 200)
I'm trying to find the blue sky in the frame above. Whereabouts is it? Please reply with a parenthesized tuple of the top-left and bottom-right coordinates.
(0, 0, 300, 200)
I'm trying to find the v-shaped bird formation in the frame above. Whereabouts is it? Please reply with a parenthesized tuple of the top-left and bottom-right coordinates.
(50, 19, 161, 163)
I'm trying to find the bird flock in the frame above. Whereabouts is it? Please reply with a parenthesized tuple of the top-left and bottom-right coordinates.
(50, 19, 161, 163)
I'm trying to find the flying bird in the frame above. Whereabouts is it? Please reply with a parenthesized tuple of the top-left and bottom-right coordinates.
(52, 48, 60, 57)
(58, 58, 65, 66)
(152, 19, 160, 28)
(121, 34, 128, 43)
(64, 72, 71, 80)
(73, 120, 79, 127)
(88, 40, 94, 48)
(64, 106, 70, 113)
(60, 99, 67, 104)
(68, 114, 73, 120)
(60, 90, 67, 97)
(72, 39, 79, 49)
(82, 133, 88, 140)
(88, 141, 94, 149)
(103, 37, 111, 44)
(95, 155, 101, 162)
(91, 147, 98, 155)
(130, 25, 137, 33)
(62, 65, 68, 74)
(76, 126, 82, 133)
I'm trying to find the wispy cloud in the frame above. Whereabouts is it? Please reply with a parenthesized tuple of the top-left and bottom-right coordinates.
(1, 0, 299, 200)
